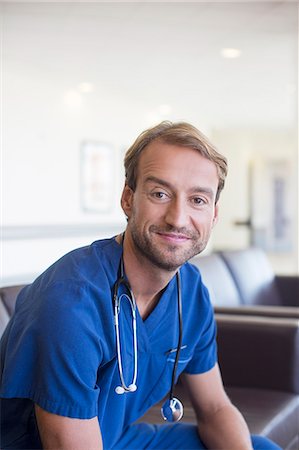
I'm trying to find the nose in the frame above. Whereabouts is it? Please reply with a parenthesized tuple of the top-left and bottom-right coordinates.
(164, 197, 189, 229)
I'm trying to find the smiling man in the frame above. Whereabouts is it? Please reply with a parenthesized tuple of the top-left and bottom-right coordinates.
(123, 140, 219, 271)
(0, 122, 281, 450)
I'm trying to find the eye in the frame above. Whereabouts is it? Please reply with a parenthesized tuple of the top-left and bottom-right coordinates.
(153, 191, 167, 199)
(149, 190, 170, 201)
(192, 197, 206, 206)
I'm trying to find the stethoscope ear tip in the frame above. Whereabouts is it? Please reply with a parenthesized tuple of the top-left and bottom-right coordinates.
(115, 384, 137, 395)
(115, 386, 125, 395)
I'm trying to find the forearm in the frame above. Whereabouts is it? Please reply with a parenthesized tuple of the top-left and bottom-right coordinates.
(39, 427, 103, 450)
(197, 403, 253, 450)
(35, 405, 103, 450)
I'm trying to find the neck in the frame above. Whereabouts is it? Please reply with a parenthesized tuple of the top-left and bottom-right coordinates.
(116, 232, 177, 319)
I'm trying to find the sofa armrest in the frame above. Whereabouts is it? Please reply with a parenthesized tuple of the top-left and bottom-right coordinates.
(214, 305, 299, 319)
(275, 275, 299, 307)
(0, 285, 26, 316)
(216, 314, 299, 394)
(0, 301, 10, 338)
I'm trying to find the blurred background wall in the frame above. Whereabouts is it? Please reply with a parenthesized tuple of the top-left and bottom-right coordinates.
(1, 0, 298, 284)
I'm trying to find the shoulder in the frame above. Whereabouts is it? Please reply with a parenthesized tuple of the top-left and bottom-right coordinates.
(53, 237, 121, 277)
(179, 260, 213, 315)
(14, 237, 122, 336)
(179, 261, 217, 365)
(180, 260, 206, 293)
(31, 237, 122, 291)
(181, 259, 202, 278)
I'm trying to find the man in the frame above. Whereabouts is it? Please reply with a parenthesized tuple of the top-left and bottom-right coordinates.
(1, 122, 281, 449)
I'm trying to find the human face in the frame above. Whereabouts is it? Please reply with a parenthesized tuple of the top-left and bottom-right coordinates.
(121, 141, 219, 272)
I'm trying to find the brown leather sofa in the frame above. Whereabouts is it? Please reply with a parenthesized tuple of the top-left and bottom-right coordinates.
(1, 248, 298, 449)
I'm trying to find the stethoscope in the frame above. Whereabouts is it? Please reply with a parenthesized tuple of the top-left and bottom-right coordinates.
(112, 251, 184, 422)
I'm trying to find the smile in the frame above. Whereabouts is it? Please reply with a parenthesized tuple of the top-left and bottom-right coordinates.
(156, 232, 191, 243)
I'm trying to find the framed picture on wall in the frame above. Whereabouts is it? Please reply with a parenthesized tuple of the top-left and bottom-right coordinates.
(80, 141, 115, 213)
(251, 159, 293, 252)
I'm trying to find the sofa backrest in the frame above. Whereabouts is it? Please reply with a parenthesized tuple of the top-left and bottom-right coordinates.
(0, 285, 26, 337)
(190, 253, 242, 307)
(219, 248, 281, 306)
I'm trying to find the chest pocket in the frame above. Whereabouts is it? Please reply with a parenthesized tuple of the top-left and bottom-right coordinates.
(137, 346, 192, 415)
(166, 347, 192, 380)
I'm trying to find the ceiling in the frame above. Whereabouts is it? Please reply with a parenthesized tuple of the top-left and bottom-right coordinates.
(2, 0, 298, 129)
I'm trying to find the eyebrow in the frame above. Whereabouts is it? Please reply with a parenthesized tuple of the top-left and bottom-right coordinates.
(144, 176, 215, 199)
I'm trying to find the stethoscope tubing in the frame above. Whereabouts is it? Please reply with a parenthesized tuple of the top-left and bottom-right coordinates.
(113, 276, 138, 393)
(112, 247, 184, 421)
(168, 271, 182, 401)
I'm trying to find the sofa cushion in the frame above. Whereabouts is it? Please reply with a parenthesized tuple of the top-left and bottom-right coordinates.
(226, 387, 299, 450)
(0, 285, 25, 317)
(275, 276, 299, 307)
(190, 254, 241, 307)
(216, 314, 299, 393)
(219, 248, 281, 306)
(0, 285, 26, 339)
(0, 301, 10, 338)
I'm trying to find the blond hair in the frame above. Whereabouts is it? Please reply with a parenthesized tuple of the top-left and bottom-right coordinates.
(124, 121, 228, 203)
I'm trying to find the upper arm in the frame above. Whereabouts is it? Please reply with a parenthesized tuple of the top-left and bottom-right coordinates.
(14, 282, 104, 419)
(180, 363, 231, 421)
(35, 404, 103, 450)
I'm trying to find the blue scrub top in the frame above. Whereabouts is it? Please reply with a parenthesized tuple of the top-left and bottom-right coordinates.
(0, 238, 217, 449)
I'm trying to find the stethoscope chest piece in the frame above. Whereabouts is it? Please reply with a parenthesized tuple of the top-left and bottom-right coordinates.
(161, 397, 184, 422)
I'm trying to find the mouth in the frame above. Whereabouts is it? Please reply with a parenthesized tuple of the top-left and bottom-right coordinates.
(155, 232, 191, 244)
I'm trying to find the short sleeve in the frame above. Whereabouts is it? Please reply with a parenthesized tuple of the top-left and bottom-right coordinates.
(1, 281, 103, 419)
(184, 283, 217, 374)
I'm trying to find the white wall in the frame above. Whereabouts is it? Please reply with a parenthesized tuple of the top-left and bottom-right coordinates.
(1, 2, 298, 284)
(211, 129, 298, 274)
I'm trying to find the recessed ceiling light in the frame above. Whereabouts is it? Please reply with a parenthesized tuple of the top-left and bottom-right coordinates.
(221, 48, 242, 59)
(78, 82, 94, 93)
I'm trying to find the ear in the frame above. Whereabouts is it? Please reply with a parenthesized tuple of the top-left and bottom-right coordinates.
(121, 184, 134, 219)
(212, 203, 219, 228)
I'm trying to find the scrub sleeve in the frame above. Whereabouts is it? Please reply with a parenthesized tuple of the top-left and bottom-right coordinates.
(1, 280, 104, 419)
